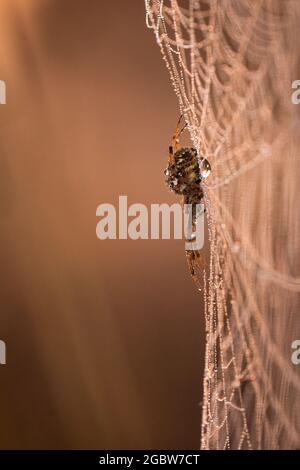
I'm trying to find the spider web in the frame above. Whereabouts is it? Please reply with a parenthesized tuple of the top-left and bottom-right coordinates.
(145, 0, 300, 449)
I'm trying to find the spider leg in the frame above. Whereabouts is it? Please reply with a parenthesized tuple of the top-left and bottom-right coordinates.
(172, 114, 188, 150)
(185, 249, 203, 291)
(169, 115, 187, 163)
(184, 193, 204, 290)
(168, 145, 175, 164)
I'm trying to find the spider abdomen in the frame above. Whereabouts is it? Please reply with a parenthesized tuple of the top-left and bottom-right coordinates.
(164, 147, 202, 203)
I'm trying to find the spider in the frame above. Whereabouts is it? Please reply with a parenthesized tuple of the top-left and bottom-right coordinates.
(164, 115, 211, 288)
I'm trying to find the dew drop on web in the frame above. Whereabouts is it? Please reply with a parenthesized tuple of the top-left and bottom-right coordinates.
(200, 158, 211, 179)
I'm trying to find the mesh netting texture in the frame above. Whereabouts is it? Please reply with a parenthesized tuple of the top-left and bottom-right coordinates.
(145, 0, 300, 449)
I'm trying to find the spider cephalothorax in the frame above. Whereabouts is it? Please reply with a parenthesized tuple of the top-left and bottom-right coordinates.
(164, 146, 203, 205)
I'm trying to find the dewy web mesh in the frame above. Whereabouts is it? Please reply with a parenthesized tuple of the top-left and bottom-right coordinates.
(145, 0, 300, 450)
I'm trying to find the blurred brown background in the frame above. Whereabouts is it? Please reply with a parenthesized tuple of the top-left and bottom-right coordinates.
(0, 0, 204, 449)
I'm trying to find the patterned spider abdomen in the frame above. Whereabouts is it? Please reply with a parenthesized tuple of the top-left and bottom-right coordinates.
(164, 147, 202, 204)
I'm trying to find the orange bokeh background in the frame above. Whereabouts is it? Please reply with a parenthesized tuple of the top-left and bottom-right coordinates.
(0, 0, 204, 449)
